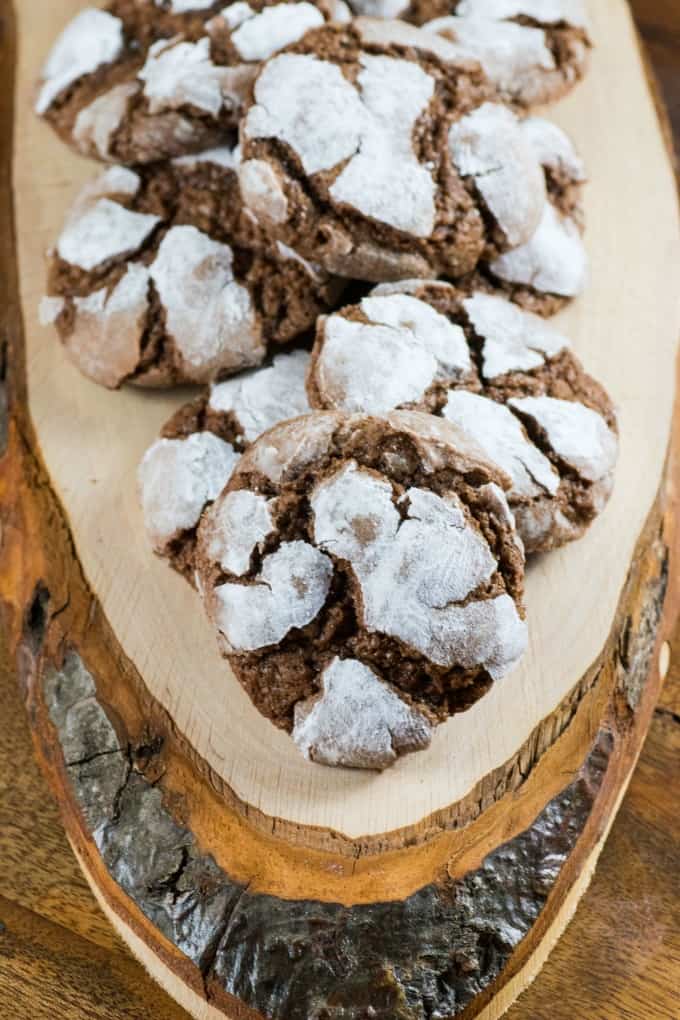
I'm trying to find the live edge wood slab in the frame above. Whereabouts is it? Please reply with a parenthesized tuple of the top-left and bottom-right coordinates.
(1, 1, 679, 1018)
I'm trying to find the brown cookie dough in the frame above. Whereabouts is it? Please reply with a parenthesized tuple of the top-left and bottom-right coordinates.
(347, 0, 591, 107)
(35, 0, 350, 164)
(307, 282, 618, 553)
(195, 410, 528, 769)
(238, 21, 550, 282)
(40, 151, 343, 388)
(138, 348, 311, 577)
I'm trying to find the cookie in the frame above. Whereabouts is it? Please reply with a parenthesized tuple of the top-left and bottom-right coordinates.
(238, 21, 551, 282)
(480, 116, 588, 315)
(195, 410, 528, 769)
(36, 0, 350, 164)
(307, 282, 618, 553)
(351, 1, 590, 106)
(138, 349, 311, 576)
(40, 150, 342, 388)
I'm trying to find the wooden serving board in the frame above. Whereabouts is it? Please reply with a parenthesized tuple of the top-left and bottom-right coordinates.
(1, 1, 679, 1017)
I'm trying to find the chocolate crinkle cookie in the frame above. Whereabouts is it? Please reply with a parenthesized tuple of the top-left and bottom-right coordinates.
(138, 348, 311, 577)
(479, 115, 588, 315)
(238, 20, 553, 282)
(307, 281, 618, 553)
(35, 0, 351, 164)
(195, 410, 528, 769)
(347, 0, 591, 108)
(39, 150, 343, 388)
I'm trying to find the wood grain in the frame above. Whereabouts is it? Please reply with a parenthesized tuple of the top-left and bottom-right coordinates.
(0, 1, 679, 1018)
(1, 634, 678, 1019)
(13, 0, 680, 841)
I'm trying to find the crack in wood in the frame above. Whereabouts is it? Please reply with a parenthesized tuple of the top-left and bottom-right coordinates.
(617, 532, 669, 710)
(39, 540, 666, 1020)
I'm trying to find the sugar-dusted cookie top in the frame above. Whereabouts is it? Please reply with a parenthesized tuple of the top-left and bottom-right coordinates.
(308, 282, 618, 553)
(195, 410, 528, 769)
(35, 0, 350, 164)
(40, 151, 343, 388)
(471, 116, 589, 317)
(238, 21, 549, 282)
(346, 0, 591, 107)
(138, 349, 312, 578)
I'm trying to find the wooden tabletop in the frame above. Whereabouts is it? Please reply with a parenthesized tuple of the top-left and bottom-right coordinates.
(1, 3, 679, 1018)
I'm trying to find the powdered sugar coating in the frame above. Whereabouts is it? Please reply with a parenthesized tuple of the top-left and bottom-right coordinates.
(329, 55, 437, 236)
(371, 278, 455, 299)
(247, 414, 339, 483)
(244, 52, 437, 236)
(463, 291, 569, 379)
(230, 3, 325, 61)
(67, 264, 151, 388)
(237, 159, 288, 224)
(276, 243, 327, 282)
(449, 103, 545, 247)
(349, 0, 409, 16)
(36, 9, 125, 115)
(311, 462, 526, 676)
(455, 0, 590, 31)
(317, 318, 445, 414)
(361, 294, 470, 373)
(39, 296, 65, 327)
(209, 350, 311, 443)
(73, 82, 140, 161)
(213, 2, 255, 30)
(293, 657, 433, 769)
(245, 54, 363, 175)
(509, 396, 618, 485)
(138, 432, 241, 553)
(442, 390, 559, 499)
(213, 541, 334, 651)
(327, 0, 353, 21)
(201, 490, 275, 575)
(158, 0, 217, 10)
(173, 145, 238, 169)
(315, 294, 470, 413)
(58, 199, 159, 272)
(426, 16, 555, 104)
(489, 202, 588, 297)
(148, 225, 264, 380)
(139, 37, 248, 117)
(354, 16, 465, 63)
(521, 117, 587, 183)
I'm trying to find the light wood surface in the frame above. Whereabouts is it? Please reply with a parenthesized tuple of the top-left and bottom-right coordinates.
(15, 0, 680, 840)
(2, 0, 680, 1017)
(1, 633, 678, 1020)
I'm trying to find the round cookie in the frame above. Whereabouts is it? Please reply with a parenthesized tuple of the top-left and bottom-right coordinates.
(356, 1, 590, 107)
(347, 3, 591, 108)
(307, 282, 618, 553)
(40, 151, 343, 388)
(138, 349, 311, 577)
(238, 21, 550, 282)
(195, 410, 528, 769)
(36, 0, 350, 164)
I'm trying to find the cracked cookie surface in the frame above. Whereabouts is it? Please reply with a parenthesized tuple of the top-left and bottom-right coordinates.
(347, 0, 592, 108)
(308, 282, 618, 553)
(36, 0, 350, 164)
(138, 348, 312, 576)
(238, 21, 549, 282)
(40, 152, 342, 388)
(195, 410, 528, 768)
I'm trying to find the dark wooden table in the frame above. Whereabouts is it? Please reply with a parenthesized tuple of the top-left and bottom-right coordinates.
(1, 4, 679, 1018)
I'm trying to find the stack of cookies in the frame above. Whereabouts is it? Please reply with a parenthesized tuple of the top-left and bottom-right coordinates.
(37, 0, 616, 771)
